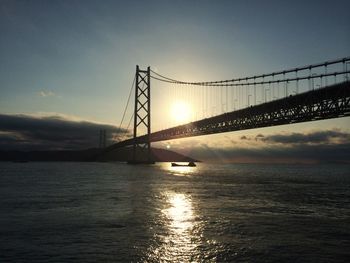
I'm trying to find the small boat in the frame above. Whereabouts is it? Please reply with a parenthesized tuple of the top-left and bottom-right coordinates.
(171, 162, 196, 167)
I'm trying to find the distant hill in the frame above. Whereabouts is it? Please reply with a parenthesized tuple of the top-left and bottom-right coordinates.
(0, 147, 198, 162)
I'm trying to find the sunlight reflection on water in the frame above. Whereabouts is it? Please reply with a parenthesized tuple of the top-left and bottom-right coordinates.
(147, 191, 203, 262)
(164, 193, 193, 234)
(164, 163, 197, 176)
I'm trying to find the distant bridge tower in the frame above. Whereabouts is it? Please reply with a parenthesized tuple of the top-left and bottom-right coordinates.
(99, 129, 107, 148)
(128, 65, 154, 164)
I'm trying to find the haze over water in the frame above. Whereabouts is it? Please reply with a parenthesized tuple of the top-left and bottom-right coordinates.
(0, 162, 349, 262)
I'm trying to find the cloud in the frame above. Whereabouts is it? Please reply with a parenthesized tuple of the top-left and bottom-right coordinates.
(255, 134, 264, 141)
(260, 130, 350, 145)
(178, 142, 350, 164)
(234, 130, 349, 145)
(0, 113, 129, 150)
(164, 129, 350, 163)
(38, 90, 55, 97)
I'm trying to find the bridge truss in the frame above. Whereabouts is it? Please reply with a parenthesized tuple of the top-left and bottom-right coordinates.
(112, 81, 349, 149)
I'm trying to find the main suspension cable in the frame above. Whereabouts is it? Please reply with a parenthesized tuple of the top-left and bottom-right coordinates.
(119, 74, 135, 130)
(150, 69, 183, 83)
(151, 71, 350, 87)
(150, 57, 350, 86)
(126, 112, 134, 131)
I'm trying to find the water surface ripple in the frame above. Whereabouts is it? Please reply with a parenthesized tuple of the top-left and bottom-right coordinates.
(0, 162, 349, 262)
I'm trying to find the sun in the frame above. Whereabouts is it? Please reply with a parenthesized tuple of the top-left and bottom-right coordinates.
(171, 101, 191, 123)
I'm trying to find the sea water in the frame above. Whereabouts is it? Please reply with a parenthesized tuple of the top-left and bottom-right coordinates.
(0, 162, 349, 262)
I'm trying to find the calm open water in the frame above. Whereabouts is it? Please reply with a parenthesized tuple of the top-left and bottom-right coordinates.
(0, 162, 349, 262)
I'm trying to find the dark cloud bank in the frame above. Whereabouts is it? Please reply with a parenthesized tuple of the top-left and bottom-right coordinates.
(185, 143, 350, 164)
(0, 114, 127, 151)
(241, 130, 350, 144)
(176, 130, 350, 164)
(1, 113, 349, 163)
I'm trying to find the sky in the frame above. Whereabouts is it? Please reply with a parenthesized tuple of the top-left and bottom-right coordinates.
(0, 0, 349, 162)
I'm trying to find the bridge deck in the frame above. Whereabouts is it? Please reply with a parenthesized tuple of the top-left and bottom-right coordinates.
(109, 81, 350, 150)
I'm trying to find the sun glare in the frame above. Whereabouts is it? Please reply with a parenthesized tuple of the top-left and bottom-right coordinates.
(171, 101, 191, 123)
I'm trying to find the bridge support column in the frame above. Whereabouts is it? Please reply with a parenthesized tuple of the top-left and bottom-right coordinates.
(128, 65, 154, 164)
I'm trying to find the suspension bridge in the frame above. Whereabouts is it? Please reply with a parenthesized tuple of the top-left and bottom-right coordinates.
(108, 57, 350, 163)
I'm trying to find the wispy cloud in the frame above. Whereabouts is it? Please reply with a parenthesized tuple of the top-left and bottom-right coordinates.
(38, 90, 55, 97)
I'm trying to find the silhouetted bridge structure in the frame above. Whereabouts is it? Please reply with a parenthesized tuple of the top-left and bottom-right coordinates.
(109, 58, 350, 163)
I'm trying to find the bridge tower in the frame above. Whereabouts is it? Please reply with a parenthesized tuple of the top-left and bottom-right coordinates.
(128, 65, 154, 164)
